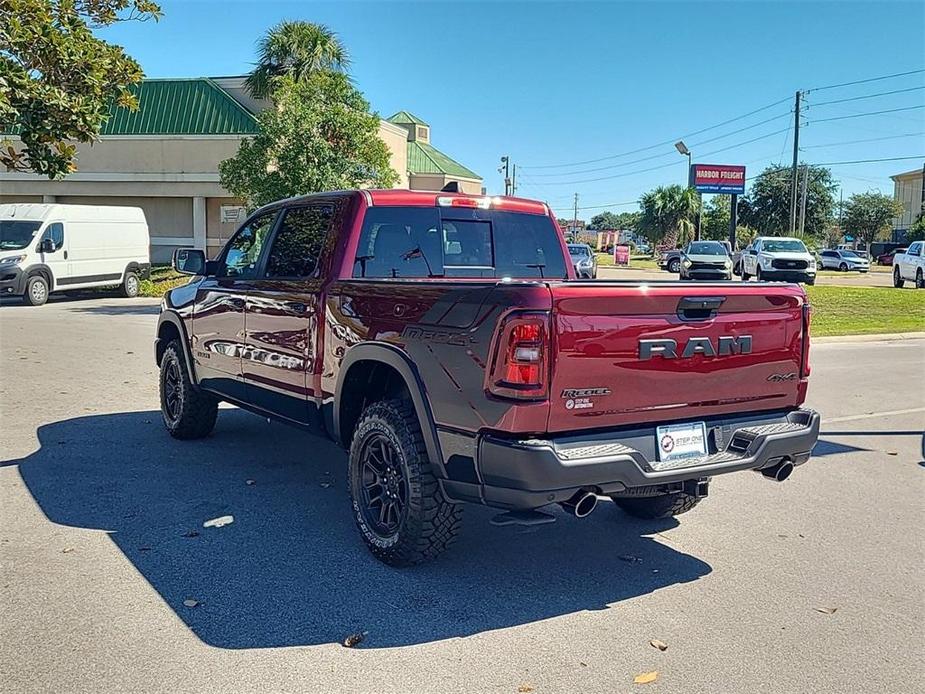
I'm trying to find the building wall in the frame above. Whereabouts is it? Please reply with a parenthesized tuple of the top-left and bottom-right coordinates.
(893, 172, 923, 231)
(377, 122, 409, 188)
(408, 173, 482, 195)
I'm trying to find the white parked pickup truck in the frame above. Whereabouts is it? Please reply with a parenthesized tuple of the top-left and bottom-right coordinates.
(892, 241, 924, 289)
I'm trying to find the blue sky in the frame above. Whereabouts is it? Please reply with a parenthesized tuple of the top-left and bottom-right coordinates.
(100, 0, 925, 218)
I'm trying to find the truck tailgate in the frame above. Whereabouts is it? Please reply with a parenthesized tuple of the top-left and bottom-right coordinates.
(547, 282, 808, 433)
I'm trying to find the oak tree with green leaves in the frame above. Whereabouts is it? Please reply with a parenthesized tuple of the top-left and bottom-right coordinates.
(841, 191, 904, 253)
(218, 73, 398, 210)
(737, 165, 837, 238)
(0, 0, 161, 178)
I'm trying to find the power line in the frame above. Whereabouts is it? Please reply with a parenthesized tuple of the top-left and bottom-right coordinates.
(807, 104, 925, 124)
(805, 68, 925, 93)
(801, 132, 925, 149)
(519, 95, 792, 169)
(811, 155, 924, 166)
(805, 85, 924, 108)
(525, 111, 791, 178)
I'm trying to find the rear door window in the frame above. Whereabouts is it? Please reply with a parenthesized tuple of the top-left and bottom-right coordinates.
(352, 207, 567, 279)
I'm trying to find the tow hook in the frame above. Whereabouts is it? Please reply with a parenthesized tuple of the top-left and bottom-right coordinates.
(760, 459, 794, 482)
(683, 478, 710, 498)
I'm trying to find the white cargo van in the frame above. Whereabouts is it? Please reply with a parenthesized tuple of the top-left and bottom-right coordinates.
(0, 204, 150, 305)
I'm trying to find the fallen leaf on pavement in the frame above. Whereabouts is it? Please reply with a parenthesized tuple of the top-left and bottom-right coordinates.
(886, 451, 898, 456)
(517, 685, 535, 693)
(203, 515, 234, 529)
(815, 607, 837, 614)
(650, 639, 668, 651)
(183, 599, 199, 608)
(342, 631, 367, 648)
(633, 671, 658, 684)
(61, 547, 74, 554)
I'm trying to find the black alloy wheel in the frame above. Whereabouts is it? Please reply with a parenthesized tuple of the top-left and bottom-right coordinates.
(358, 432, 409, 537)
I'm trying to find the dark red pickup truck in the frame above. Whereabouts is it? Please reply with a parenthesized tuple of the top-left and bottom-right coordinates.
(155, 189, 819, 565)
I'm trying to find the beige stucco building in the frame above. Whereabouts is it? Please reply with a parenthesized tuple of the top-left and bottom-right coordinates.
(891, 166, 924, 237)
(0, 77, 481, 262)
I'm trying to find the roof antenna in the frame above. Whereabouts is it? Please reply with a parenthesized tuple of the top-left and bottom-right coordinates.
(440, 181, 461, 193)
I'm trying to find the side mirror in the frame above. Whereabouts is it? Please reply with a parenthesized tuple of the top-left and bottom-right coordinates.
(173, 248, 206, 276)
(40, 238, 56, 253)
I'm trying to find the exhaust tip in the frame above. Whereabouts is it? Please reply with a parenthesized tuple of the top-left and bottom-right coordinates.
(561, 491, 598, 518)
(761, 459, 794, 482)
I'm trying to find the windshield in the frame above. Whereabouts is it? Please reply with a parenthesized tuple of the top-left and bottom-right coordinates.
(568, 245, 591, 257)
(687, 242, 726, 256)
(353, 207, 568, 279)
(763, 239, 808, 253)
(0, 220, 41, 251)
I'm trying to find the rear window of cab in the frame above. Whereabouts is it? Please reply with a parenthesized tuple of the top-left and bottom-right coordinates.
(352, 207, 568, 279)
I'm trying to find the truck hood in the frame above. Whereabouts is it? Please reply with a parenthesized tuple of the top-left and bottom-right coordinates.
(686, 253, 730, 264)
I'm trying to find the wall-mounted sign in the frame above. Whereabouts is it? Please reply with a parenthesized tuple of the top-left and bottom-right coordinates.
(220, 204, 246, 224)
(689, 164, 746, 194)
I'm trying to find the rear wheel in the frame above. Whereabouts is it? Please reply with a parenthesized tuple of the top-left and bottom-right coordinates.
(612, 492, 702, 519)
(917, 269, 923, 289)
(668, 258, 680, 274)
(159, 341, 218, 439)
(348, 399, 462, 566)
(893, 267, 905, 288)
(119, 271, 140, 298)
(23, 275, 49, 306)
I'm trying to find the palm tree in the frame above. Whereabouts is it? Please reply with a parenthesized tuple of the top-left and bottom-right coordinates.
(637, 185, 700, 248)
(245, 21, 349, 100)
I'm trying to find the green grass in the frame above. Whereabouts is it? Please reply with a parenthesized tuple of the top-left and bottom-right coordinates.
(806, 285, 925, 336)
(139, 265, 189, 297)
(596, 253, 659, 270)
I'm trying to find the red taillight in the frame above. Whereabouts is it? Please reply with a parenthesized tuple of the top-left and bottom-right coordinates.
(800, 302, 811, 378)
(488, 313, 550, 400)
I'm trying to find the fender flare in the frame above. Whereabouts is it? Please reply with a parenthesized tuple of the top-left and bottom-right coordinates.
(22, 263, 54, 290)
(155, 310, 199, 385)
(334, 342, 444, 475)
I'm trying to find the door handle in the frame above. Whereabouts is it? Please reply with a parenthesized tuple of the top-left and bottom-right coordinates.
(285, 301, 310, 314)
(63, 250, 68, 260)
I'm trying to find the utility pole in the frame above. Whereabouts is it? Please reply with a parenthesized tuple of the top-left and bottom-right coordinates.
(798, 165, 809, 237)
(789, 90, 802, 234)
(572, 193, 579, 232)
(512, 164, 517, 196)
(500, 156, 511, 195)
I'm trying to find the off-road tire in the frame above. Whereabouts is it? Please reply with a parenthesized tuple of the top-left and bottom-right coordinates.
(893, 267, 904, 288)
(159, 340, 218, 440)
(348, 399, 462, 566)
(23, 274, 49, 306)
(119, 270, 140, 298)
(612, 492, 702, 520)
(668, 258, 680, 274)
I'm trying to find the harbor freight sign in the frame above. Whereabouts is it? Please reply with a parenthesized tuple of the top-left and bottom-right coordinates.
(690, 164, 746, 194)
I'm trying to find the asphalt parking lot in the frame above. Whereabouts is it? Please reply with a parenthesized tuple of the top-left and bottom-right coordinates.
(1, 296, 923, 694)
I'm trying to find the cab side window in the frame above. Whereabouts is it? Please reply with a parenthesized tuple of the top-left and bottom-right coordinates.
(910, 243, 922, 256)
(219, 212, 278, 278)
(264, 204, 335, 278)
(42, 223, 64, 251)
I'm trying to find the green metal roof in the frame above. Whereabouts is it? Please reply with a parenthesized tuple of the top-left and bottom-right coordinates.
(387, 110, 429, 126)
(102, 79, 258, 135)
(407, 141, 480, 180)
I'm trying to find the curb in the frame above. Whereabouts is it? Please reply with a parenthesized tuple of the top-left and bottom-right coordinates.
(814, 332, 925, 344)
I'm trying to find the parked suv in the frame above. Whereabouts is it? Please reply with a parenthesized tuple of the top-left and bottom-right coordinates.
(155, 190, 819, 565)
(893, 241, 924, 288)
(680, 241, 733, 280)
(740, 236, 816, 284)
(819, 249, 869, 272)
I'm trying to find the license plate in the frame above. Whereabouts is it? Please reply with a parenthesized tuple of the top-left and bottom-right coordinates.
(653, 421, 708, 470)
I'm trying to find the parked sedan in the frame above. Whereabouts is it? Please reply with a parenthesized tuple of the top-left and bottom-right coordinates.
(568, 243, 598, 279)
(680, 241, 733, 280)
(878, 247, 906, 266)
(819, 249, 869, 272)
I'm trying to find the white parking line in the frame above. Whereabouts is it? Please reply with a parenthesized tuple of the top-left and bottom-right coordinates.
(824, 407, 925, 424)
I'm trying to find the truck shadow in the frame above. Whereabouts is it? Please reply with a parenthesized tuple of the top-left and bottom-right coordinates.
(5, 410, 712, 650)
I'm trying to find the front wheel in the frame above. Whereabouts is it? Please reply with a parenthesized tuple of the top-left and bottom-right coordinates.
(668, 258, 680, 274)
(348, 399, 462, 566)
(23, 275, 49, 306)
(839, 262, 848, 272)
(893, 267, 905, 288)
(917, 269, 924, 289)
(160, 341, 218, 439)
(755, 267, 763, 282)
(612, 492, 702, 519)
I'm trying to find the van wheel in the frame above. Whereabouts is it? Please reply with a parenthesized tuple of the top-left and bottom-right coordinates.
(23, 275, 49, 306)
(612, 492, 702, 519)
(893, 267, 905, 288)
(119, 271, 140, 298)
(348, 399, 462, 566)
(160, 341, 218, 439)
